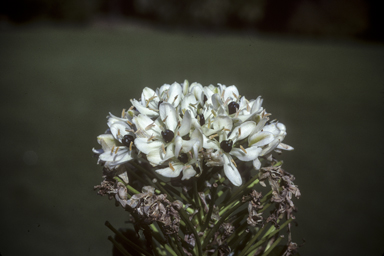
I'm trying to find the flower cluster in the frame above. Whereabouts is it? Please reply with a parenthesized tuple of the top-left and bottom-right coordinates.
(93, 80, 293, 186)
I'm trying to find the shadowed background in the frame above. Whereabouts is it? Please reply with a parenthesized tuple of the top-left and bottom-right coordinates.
(0, 1, 383, 256)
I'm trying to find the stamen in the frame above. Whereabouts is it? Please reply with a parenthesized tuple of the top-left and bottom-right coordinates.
(172, 95, 179, 104)
(145, 123, 155, 130)
(223, 128, 231, 132)
(238, 127, 242, 137)
(211, 110, 216, 117)
(224, 98, 231, 105)
(189, 103, 197, 109)
(129, 141, 133, 151)
(182, 109, 186, 115)
(162, 116, 168, 123)
(110, 145, 115, 154)
(232, 92, 239, 100)
(128, 106, 134, 111)
(246, 100, 250, 112)
(117, 129, 121, 136)
(231, 158, 237, 167)
(115, 146, 119, 154)
(209, 134, 218, 139)
(127, 120, 133, 126)
(121, 109, 126, 118)
(148, 108, 159, 112)
(240, 145, 247, 154)
(147, 134, 155, 141)
(169, 162, 175, 171)
(221, 89, 225, 99)
(161, 144, 166, 154)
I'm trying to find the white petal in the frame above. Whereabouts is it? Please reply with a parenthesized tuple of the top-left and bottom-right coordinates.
(156, 163, 183, 178)
(230, 146, 261, 161)
(213, 116, 233, 131)
(174, 136, 183, 157)
(178, 110, 192, 136)
(190, 128, 204, 148)
(253, 158, 261, 170)
(277, 143, 294, 151)
(211, 94, 223, 110)
(92, 148, 103, 154)
(248, 131, 274, 147)
(181, 93, 198, 114)
(134, 138, 163, 154)
(182, 80, 189, 95)
(99, 146, 132, 165)
(222, 154, 242, 186)
(223, 85, 239, 102)
(202, 134, 220, 150)
(251, 96, 263, 114)
(146, 144, 174, 166)
(159, 102, 178, 131)
(109, 121, 131, 141)
(192, 140, 201, 160)
(228, 121, 256, 141)
(260, 139, 280, 156)
(97, 134, 116, 151)
(182, 166, 196, 180)
(141, 87, 159, 109)
(130, 99, 158, 117)
(133, 114, 161, 136)
(167, 82, 182, 107)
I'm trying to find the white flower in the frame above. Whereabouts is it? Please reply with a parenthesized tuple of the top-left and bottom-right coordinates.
(93, 80, 293, 187)
(93, 134, 133, 167)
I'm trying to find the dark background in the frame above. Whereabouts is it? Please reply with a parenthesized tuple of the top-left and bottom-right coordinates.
(0, 1, 383, 255)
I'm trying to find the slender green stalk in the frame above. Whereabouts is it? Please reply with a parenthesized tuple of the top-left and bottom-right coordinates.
(220, 175, 259, 209)
(260, 236, 284, 256)
(202, 199, 244, 248)
(105, 221, 153, 256)
(201, 183, 218, 232)
(230, 230, 251, 252)
(107, 236, 134, 256)
(193, 178, 204, 226)
(242, 218, 293, 255)
(237, 225, 267, 256)
(179, 208, 203, 255)
(172, 234, 187, 256)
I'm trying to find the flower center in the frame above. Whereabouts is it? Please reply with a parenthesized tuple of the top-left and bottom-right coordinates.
(161, 129, 174, 143)
(178, 153, 189, 164)
(122, 135, 134, 147)
(220, 139, 233, 153)
(228, 101, 239, 115)
(198, 114, 205, 126)
(158, 100, 163, 109)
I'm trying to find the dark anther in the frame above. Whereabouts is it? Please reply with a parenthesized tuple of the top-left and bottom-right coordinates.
(158, 100, 163, 109)
(228, 101, 239, 115)
(161, 129, 174, 143)
(122, 135, 134, 147)
(178, 153, 189, 164)
(220, 139, 233, 153)
(198, 114, 205, 126)
(203, 95, 208, 104)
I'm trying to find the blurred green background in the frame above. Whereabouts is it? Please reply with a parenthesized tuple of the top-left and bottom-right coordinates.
(1, 1, 383, 256)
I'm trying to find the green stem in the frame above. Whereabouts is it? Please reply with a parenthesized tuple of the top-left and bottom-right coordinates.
(243, 218, 293, 256)
(179, 209, 203, 256)
(202, 199, 244, 249)
(260, 236, 284, 256)
(193, 178, 204, 227)
(237, 225, 267, 256)
(220, 175, 259, 210)
(201, 183, 218, 232)
(105, 221, 152, 256)
(107, 236, 133, 256)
